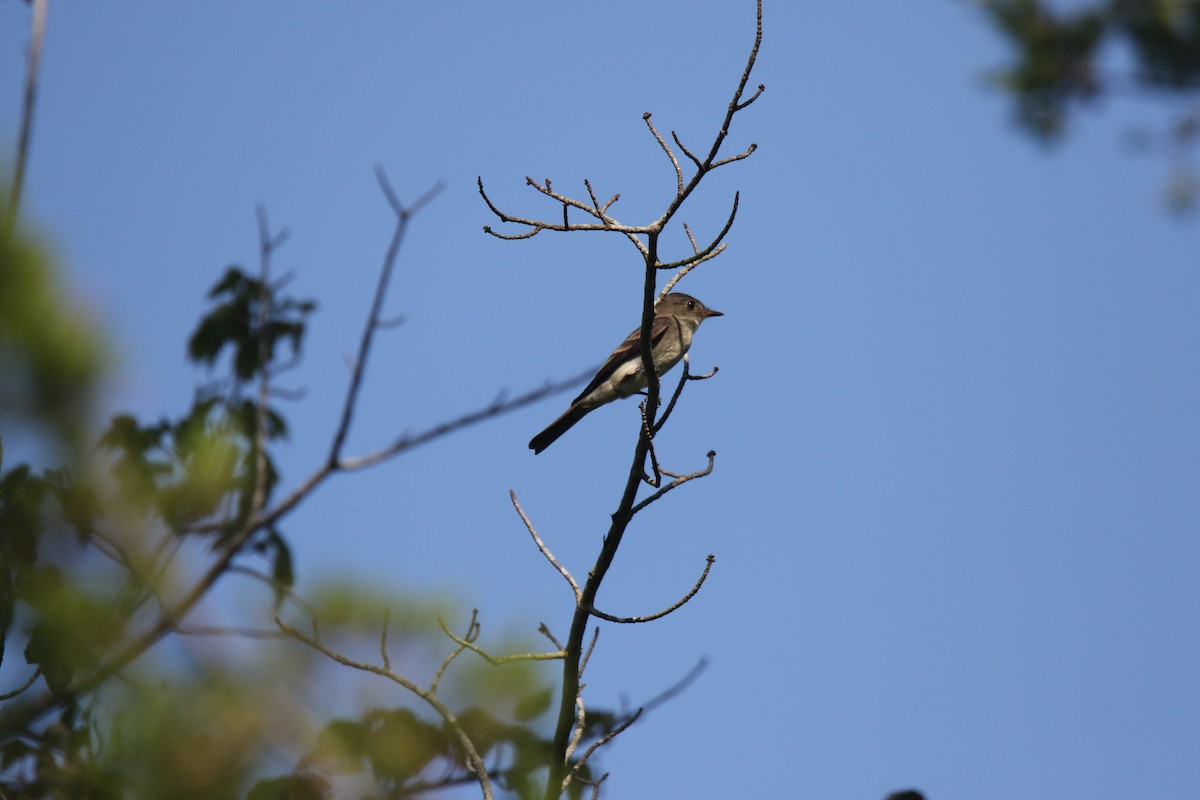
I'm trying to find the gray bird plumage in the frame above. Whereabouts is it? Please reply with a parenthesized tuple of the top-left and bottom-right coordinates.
(529, 293, 722, 454)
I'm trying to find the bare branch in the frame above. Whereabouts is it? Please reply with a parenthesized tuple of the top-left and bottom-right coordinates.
(377, 166, 444, 218)
(436, 617, 564, 666)
(672, 130, 703, 172)
(639, 401, 663, 487)
(478, 176, 646, 235)
(379, 607, 392, 671)
(227, 565, 321, 618)
(538, 622, 564, 651)
(341, 368, 592, 470)
(737, 82, 767, 111)
(581, 773, 610, 800)
(250, 206, 277, 525)
(578, 626, 600, 679)
(431, 610, 476, 694)
(483, 224, 542, 241)
(569, 708, 643, 781)
(711, 141, 759, 169)
(654, 356, 695, 434)
(5, 0, 47, 236)
(703, 0, 764, 166)
(584, 180, 621, 217)
(566, 694, 586, 764)
(644, 112, 684, 195)
(478, 176, 650, 258)
(631, 450, 717, 515)
(659, 245, 726, 296)
(0, 670, 40, 702)
(588, 555, 715, 623)
(329, 175, 443, 466)
(659, 191, 740, 271)
(639, 656, 709, 716)
(511, 490, 581, 600)
(375, 313, 406, 330)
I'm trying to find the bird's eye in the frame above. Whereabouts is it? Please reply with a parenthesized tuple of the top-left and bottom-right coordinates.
(687, 300, 695, 309)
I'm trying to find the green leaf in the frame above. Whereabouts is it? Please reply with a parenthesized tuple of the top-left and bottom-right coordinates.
(312, 719, 367, 773)
(265, 529, 294, 590)
(513, 687, 553, 721)
(362, 709, 446, 783)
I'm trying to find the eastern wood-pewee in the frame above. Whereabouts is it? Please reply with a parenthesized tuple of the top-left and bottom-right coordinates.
(529, 292, 723, 454)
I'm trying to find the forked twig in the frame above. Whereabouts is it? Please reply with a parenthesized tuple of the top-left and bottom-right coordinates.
(644, 112, 684, 195)
(431, 611, 476, 694)
(329, 169, 443, 465)
(436, 617, 565, 665)
(631, 451, 717, 515)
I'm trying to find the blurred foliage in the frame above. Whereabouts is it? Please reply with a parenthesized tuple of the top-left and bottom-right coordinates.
(0, 218, 618, 799)
(0, 202, 105, 455)
(980, 0, 1200, 209)
(0, 238, 318, 796)
(291, 701, 594, 800)
(188, 266, 315, 382)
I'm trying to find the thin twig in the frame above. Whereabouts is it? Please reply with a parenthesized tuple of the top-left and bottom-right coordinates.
(639, 401, 663, 487)
(329, 171, 443, 465)
(659, 244, 726, 296)
(638, 656, 709, 716)
(658, 191, 740, 270)
(5, 0, 47, 236)
(478, 177, 649, 258)
(341, 368, 593, 469)
(569, 709, 642, 782)
(436, 617, 564, 665)
(511, 490, 581, 600)
(578, 627, 600, 679)
(581, 773, 609, 800)
(380, 607, 392, 671)
(251, 205, 276, 525)
(538, 623, 563, 651)
(227, 565, 321, 618)
(711, 142, 759, 169)
(654, 356, 694, 435)
(431, 611, 475, 694)
(0, 670, 40, 702)
(644, 113, 684, 195)
(588, 555, 715, 623)
(672, 130, 703, 171)
(565, 694, 586, 764)
(631, 451, 717, 515)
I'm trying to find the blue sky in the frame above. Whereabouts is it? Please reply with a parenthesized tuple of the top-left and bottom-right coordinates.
(3, 2, 1198, 798)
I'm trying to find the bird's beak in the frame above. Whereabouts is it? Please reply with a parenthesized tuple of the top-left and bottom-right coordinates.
(705, 308, 724, 318)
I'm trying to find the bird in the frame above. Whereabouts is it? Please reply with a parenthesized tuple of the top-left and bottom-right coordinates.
(529, 292, 723, 454)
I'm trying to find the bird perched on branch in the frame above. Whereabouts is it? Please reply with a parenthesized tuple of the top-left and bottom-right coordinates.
(529, 292, 723, 454)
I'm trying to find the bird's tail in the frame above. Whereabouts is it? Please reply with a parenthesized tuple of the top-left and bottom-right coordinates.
(529, 405, 590, 454)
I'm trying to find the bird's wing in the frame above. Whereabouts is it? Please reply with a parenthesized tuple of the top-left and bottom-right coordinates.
(572, 314, 673, 405)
